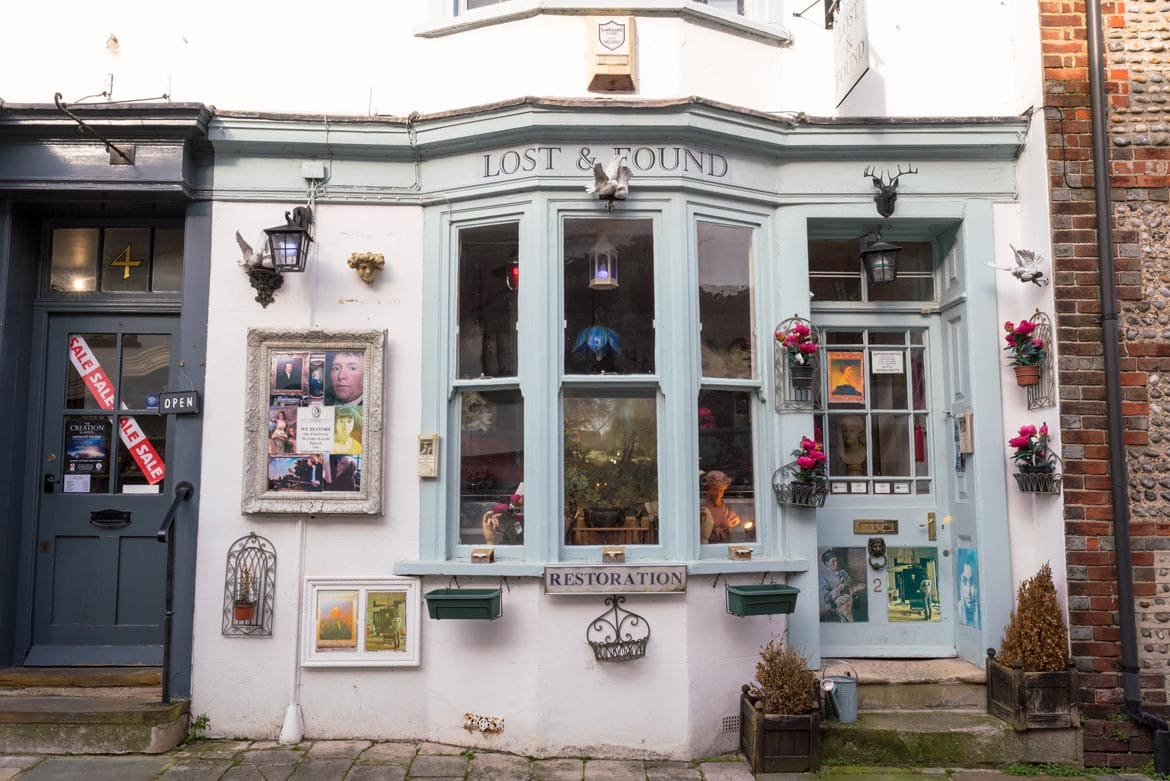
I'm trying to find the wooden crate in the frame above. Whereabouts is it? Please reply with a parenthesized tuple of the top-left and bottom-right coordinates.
(739, 688, 820, 772)
(986, 654, 1077, 730)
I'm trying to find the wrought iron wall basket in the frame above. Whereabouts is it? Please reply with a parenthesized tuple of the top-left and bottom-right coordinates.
(771, 464, 828, 508)
(1013, 467, 1062, 495)
(221, 532, 276, 637)
(773, 315, 820, 412)
(586, 595, 650, 662)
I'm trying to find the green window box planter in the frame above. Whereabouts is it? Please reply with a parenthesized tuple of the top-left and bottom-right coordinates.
(726, 584, 800, 617)
(424, 588, 503, 620)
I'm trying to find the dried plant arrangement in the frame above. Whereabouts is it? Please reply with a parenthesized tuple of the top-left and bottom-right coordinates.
(996, 562, 1070, 672)
(749, 633, 820, 714)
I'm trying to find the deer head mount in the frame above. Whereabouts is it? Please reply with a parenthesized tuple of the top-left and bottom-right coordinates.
(863, 164, 918, 218)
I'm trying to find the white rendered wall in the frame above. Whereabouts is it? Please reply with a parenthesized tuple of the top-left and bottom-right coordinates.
(5, 1, 1035, 120)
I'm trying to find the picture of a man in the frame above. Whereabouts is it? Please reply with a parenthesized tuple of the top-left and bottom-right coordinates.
(315, 592, 358, 650)
(957, 548, 981, 629)
(275, 356, 303, 390)
(326, 351, 365, 406)
(818, 547, 866, 623)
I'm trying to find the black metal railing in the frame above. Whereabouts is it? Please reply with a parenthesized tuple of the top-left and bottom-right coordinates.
(157, 480, 194, 704)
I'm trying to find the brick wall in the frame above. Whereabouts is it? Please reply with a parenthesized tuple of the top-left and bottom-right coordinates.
(1041, 0, 1170, 769)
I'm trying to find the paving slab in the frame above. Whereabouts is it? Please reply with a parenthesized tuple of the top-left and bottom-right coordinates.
(696, 761, 756, 780)
(0, 770, 20, 781)
(14, 755, 172, 780)
(238, 748, 306, 765)
(222, 764, 295, 781)
(306, 740, 371, 757)
(0, 757, 39, 769)
(415, 742, 464, 756)
(156, 757, 239, 779)
(645, 760, 701, 780)
(357, 742, 417, 763)
(289, 757, 354, 779)
(408, 753, 469, 777)
(581, 758, 644, 780)
(173, 739, 253, 759)
(469, 751, 534, 779)
(531, 757, 585, 780)
(345, 765, 407, 781)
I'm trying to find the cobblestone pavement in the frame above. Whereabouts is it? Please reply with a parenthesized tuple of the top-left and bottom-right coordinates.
(0, 741, 1159, 780)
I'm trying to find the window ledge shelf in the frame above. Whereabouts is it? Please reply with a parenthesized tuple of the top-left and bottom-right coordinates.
(415, 0, 792, 45)
(394, 556, 808, 578)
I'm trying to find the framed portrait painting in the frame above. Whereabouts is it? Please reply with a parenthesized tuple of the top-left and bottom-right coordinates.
(827, 351, 865, 405)
(242, 329, 384, 514)
(302, 577, 420, 667)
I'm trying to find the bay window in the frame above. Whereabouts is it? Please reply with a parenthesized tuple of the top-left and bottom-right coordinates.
(434, 200, 769, 564)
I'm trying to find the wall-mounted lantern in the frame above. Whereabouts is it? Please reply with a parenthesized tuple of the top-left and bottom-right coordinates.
(264, 206, 314, 273)
(588, 234, 619, 290)
(860, 235, 903, 286)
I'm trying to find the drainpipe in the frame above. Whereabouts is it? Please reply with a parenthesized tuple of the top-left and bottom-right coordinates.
(1084, 3, 1170, 771)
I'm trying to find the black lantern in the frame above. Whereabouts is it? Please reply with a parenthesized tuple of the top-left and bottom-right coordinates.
(860, 237, 902, 285)
(587, 234, 619, 290)
(264, 206, 313, 273)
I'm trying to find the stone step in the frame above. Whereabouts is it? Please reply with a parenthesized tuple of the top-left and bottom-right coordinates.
(819, 709, 1082, 767)
(822, 657, 986, 711)
(0, 668, 185, 754)
(0, 666, 161, 688)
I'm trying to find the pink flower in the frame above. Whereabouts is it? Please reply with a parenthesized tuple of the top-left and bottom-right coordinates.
(1008, 435, 1032, 448)
(799, 342, 818, 354)
(1032, 338, 1043, 350)
(811, 449, 828, 462)
(509, 494, 524, 506)
(1040, 423, 1049, 436)
(491, 503, 509, 513)
(1004, 321, 1015, 332)
(1013, 320, 1036, 335)
(797, 455, 816, 469)
(1018, 424, 1037, 437)
(800, 437, 817, 451)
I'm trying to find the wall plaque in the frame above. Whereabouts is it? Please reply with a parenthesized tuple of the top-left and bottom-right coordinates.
(544, 565, 686, 594)
(853, 519, 898, 534)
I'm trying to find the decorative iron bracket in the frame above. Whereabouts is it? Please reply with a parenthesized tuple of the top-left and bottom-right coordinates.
(773, 314, 820, 411)
(53, 93, 135, 165)
(1026, 310, 1055, 411)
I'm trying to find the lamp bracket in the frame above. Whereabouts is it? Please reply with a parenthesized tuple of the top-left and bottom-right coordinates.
(53, 92, 136, 165)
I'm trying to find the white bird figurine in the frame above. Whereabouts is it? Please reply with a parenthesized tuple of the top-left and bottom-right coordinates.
(236, 231, 272, 269)
(585, 154, 632, 204)
(987, 245, 1049, 287)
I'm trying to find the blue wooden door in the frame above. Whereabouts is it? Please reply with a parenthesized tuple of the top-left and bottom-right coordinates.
(27, 314, 178, 665)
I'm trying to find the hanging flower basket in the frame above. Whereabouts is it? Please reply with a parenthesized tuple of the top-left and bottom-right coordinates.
(789, 363, 815, 390)
(1008, 423, 1061, 495)
(1013, 466, 1061, 495)
(772, 438, 828, 508)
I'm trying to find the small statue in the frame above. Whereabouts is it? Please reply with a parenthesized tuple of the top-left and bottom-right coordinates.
(586, 154, 632, 207)
(347, 252, 385, 284)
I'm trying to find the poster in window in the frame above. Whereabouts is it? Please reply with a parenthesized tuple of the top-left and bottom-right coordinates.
(65, 418, 110, 476)
(302, 577, 420, 666)
(827, 351, 865, 404)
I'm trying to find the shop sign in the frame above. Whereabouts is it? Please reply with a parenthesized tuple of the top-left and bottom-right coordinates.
(159, 390, 200, 414)
(834, 0, 870, 106)
(481, 145, 729, 180)
(544, 565, 687, 594)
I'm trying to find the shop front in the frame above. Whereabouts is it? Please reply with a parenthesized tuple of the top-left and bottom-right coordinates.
(192, 100, 1035, 757)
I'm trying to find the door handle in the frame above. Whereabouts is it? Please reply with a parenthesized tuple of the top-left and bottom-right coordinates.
(919, 512, 937, 541)
(90, 509, 132, 530)
(43, 473, 57, 494)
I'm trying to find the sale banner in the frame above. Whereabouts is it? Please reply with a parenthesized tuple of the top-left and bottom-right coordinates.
(67, 335, 166, 485)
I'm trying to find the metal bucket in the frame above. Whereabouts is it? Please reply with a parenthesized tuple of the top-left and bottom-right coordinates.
(822, 672, 859, 723)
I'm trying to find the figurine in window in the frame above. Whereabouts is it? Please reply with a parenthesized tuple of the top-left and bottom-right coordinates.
(699, 470, 740, 544)
(838, 415, 867, 476)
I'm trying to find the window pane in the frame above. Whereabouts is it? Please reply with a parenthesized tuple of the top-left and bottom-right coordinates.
(564, 218, 654, 375)
(152, 228, 184, 292)
(101, 228, 151, 292)
(63, 415, 112, 493)
(66, 333, 117, 410)
(698, 222, 754, 379)
(459, 390, 524, 546)
(914, 413, 929, 474)
(872, 414, 910, 476)
(116, 413, 166, 493)
(698, 389, 755, 544)
(458, 223, 519, 379)
(50, 228, 98, 293)
(564, 393, 658, 546)
(120, 333, 171, 409)
(868, 275, 934, 302)
(870, 355, 908, 409)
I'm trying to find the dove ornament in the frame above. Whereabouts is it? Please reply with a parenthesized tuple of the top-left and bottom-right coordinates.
(986, 245, 1050, 287)
(585, 154, 632, 210)
(237, 230, 283, 308)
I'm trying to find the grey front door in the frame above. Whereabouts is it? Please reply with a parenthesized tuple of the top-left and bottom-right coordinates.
(27, 314, 177, 666)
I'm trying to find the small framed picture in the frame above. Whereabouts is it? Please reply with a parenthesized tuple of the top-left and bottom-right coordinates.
(243, 329, 385, 515)
(827, 351, 866, 405)
(417, 433, 439, 478)
(302, 577, 420, 667)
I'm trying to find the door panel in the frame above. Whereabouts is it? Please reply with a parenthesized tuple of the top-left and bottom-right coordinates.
(815, 319, 955, 658)
(28, 314, 176, 665)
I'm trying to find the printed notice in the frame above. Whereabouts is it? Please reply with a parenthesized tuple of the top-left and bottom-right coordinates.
(296, 405, 335, 453)
(871, 351, 904, 374)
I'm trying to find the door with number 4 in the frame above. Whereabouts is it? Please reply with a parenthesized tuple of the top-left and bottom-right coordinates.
(27, 315, 177, 666)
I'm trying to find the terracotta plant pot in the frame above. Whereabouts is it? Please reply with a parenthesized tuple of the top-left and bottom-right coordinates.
(233, 601, 256, 623)
(1013, 364, 1041, 387)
